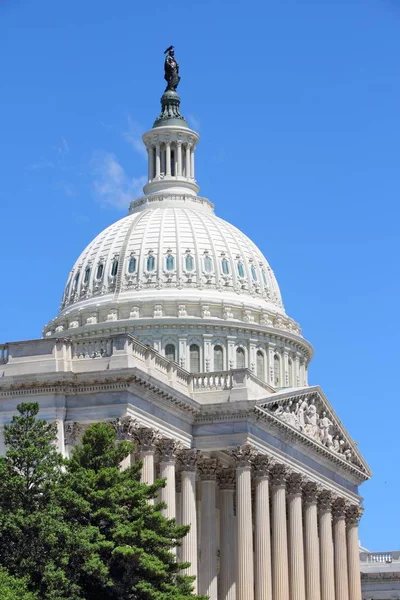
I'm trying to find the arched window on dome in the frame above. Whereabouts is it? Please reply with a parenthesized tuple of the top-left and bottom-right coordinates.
(128, 256, 136, 274)
(262, 269, 268, 286)
(288, 358, 293, 387)
(237, 261, 245, 278)
(166, 254, 175, 271)
(274, 354, 281, 386)
(111, 260, 119, 277)
(204, 255, 213, 273)
(83, 266, 91, 285)
(221, 258, 230, 275)
(251, 264, 258, 281)
(147, 254, 155, 272)
(213, 345, 223, 371)
(185, 254, 194, 272)
(165, 343, 176, 363)
(190, 344, 200, 373)
(72, 271, 80, 293)
(236, 347, 245, 369)
(256, 350, 265, 381)
(96, 263, 104, 280)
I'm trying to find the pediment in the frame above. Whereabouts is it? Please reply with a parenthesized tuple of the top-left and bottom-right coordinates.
(256, 386, 371, 479)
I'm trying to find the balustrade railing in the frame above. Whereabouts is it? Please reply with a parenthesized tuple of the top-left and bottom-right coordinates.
(72, 338, 113, 359)
(360, 552, 400, 564)
(192, 371, 232, 391)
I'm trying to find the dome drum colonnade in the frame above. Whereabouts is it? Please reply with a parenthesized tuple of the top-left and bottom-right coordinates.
(66, 419, 363, 600)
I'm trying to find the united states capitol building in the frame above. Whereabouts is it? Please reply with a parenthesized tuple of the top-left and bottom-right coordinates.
(0, 51, 372, 600)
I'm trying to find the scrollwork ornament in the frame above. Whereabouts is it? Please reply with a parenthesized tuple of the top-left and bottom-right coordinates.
(157, 437, 182, 462)
(346, 504, 364, 525)
(228, 443, 256, 468)
(198, 457, 219, 480)
(318, 489, 336, 511)
(252, 454, 273, 478)
(134, 427, 160, 452)
(286, 472, 306, 496)
(177, 448, 200, 472)
(303, 481, 321, 505)
(64, 421, 84, 446)
(332, 497, 350, 519)
(217, 467, 236, 489)
(269, 463, 290, 487)
(111, 416, 138, 441)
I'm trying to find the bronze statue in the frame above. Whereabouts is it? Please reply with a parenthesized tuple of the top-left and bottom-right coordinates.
(164, 46, 180, 92)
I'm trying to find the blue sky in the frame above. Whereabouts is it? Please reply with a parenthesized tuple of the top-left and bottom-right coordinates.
(0, 0, 399, 549)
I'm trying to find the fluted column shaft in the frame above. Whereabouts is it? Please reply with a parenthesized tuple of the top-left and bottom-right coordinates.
(199, 458, 218, 600)
(185, 143, 191, 178)
(155, 142, 161, 177)
(304, 484, 321, 600)
(254, 457, 272, 600)
(191, 148, 195, 179)
(287, 475, 306, 600)
(271, 466, 290, 600)
(347, 507, 363, 600)
(319, 494, 336, 600)
(159, 459, 176, 519)
(219, 468, 236, 600)
(333, 508, 349, 600)
(179, 450, 199, 592)
(139, 450, 154, 485)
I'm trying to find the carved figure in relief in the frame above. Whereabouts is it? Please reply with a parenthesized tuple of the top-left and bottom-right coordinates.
(304, 399, 320, 438)
(319, 411, 334, 448)
(295, 397, 308, 430)
(280, 401, 297, 428)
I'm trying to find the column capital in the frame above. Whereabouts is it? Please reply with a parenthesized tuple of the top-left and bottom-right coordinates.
(286, 472, 306, 496)
(156, 437, 182, 463)
(134, 427, 160, 452)
(64, 421, 85, 445)
(198, 456, 219, 480)
(228, 443, 256, 468)
(111, 415, 138, 441)
(177, 448, 201, 472)
(252, 453, 273, 478)
(269, 462, 290, 487)
(346, 504, 363, 525)
(318, 489, 336, 512)
(217, 467, 236, 489)
(332, 497, 350, 519)
(303, 480, 321, 505)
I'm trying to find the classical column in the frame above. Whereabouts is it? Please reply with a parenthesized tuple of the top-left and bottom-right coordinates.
(178, 449, 200, 592)
(190, 147, 195, 179)
(303, 482, 321, 600)
(185, 143, 191, 178)
(198, 457, 218, 600)
(155, 142, 161, 177)
(157, 438, 180, 519)
(218, 467, 236, 600)
(147, 144, 154, 180)
(177, 141, 182, 175)
(166, 141, 171, 176)
(319, 491, 336, 600)
(253, 455, 272, 600)
(346, 505, 363, 600)
(229, 444, 255, 600)
(134, 428, 159, 486)
(287, 473, 306, 600)
(332, 498, 349, 600)
(270, 463, 290, 600)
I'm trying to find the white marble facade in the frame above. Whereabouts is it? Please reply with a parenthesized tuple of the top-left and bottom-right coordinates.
(0, 81, 371, 600)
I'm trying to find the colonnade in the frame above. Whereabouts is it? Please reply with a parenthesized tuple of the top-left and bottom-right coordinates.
(111, 422, 363, 600)
(147, 140, 195, 180)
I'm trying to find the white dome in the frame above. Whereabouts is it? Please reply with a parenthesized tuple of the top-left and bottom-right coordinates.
(58, 198, 285, 318)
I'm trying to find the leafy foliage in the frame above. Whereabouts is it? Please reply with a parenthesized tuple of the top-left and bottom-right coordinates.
(0, 403, 203, 600)
(0, 567, 37, 600)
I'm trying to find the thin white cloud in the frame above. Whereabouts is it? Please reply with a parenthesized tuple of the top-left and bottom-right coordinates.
(26, 159, 55, 171)
(123, 115, 147, 159)
(58, 137, 69, 154)
(92, 151, 146, 210)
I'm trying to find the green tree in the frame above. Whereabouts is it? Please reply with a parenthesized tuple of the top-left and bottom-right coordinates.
(0, 403, 204, 600)
(0, 567, 37, 600)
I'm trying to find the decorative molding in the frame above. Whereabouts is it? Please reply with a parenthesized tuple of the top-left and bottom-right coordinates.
(217, 467, 236, 489)
(157, 437, 182, 462)
(286, 472, 306, 496)
(177, 448, 200, 472)
(332, 497, 349, 519)
(318, 489, 336, 511)
(64, 421, 85, 445)
(111, 415, 138, 441)
(252, 454, 272, 478)
(228, 443, 256, 467)
(198, 456, 219, 480)
(134, 427, 160, 452)
(269, 463, 289, 487)
(303, 481, 321, 505)
(346, 504, 364, 525)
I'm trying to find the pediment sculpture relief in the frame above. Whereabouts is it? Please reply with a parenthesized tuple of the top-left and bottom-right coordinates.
(268, 396, 355, 465)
